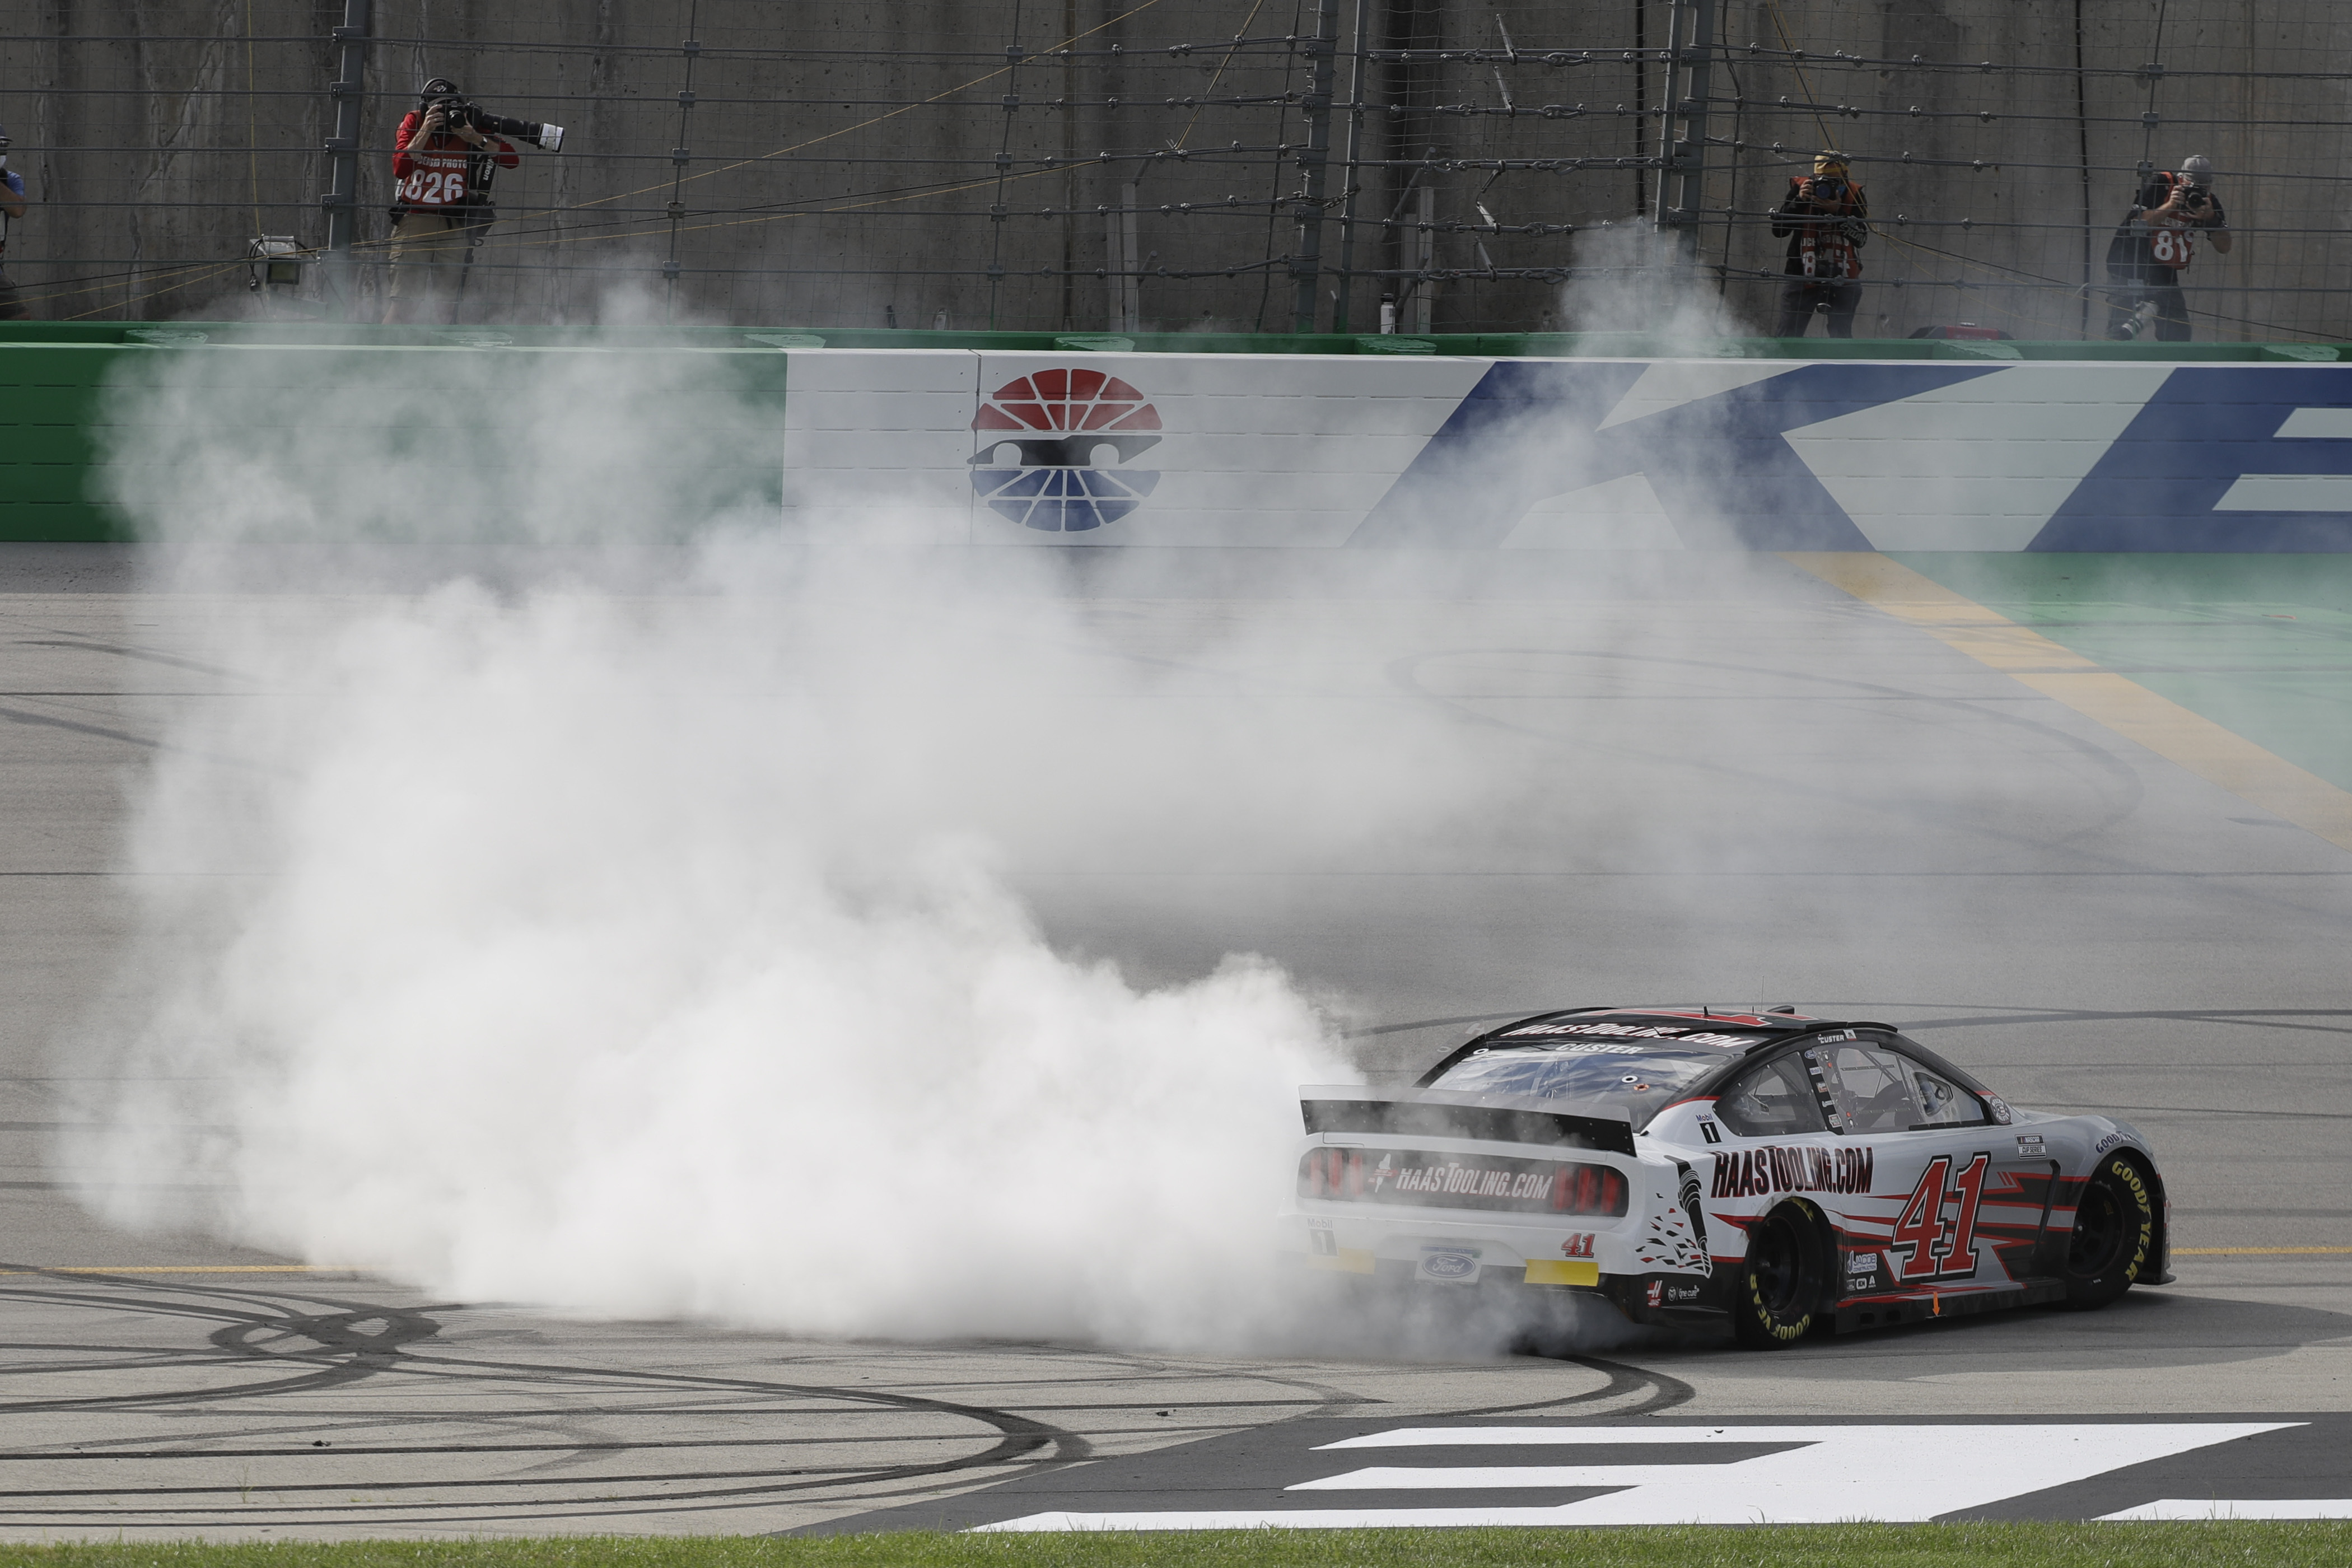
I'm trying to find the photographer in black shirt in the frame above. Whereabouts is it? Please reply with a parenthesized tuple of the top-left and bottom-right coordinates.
(2104, 155, 2231, 341)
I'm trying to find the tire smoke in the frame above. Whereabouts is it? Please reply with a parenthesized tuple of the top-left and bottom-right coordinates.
(62, 328, 1510, 1350)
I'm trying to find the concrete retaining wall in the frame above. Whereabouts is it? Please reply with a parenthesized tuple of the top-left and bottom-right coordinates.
(8, 326, 2352, 548)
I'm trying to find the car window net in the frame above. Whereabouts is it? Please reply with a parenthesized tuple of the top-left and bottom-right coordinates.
(1430, 1044, 1721, 1130)
(1715, 1054, 1828, 1137)
(1818, 1044, 1915, 1135)
(1905, 1058, 1988, 1126)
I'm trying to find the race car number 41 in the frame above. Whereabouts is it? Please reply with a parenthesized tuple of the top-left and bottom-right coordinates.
(1891, 1152, 1989, 1282)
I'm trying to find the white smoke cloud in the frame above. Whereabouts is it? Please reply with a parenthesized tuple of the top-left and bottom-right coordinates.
(64, 320, 1525, 1350)
(1561, 220, 1743, 345)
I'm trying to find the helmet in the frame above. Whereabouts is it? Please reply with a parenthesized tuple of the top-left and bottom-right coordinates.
(2181, 154, 2214, 187)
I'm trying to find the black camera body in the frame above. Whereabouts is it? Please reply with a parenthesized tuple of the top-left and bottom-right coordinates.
(424, 94, 565, 153)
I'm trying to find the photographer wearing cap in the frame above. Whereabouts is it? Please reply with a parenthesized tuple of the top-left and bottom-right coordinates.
(1771, 151, 1869, 338)
(384, 79, 538, 324)
(2104, 155, 2231, 342)
(0, 125, 29, 321)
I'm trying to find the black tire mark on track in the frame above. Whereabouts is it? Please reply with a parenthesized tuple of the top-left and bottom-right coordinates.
(1444, 1352, 1696, 1418)
(1361, 1005, 2352, 1049)
(1345, 1010, 1548, 1039)
(1902, 1006, 2352, 1040)
(12, 637, 252, 682)
(0, 1287, 435, 1414)
(0, 1277, 1099, 1527)
(1385, 645, 2152, 843)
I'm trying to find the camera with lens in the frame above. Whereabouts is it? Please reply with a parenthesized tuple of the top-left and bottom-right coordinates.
(424, 90, 564, 153)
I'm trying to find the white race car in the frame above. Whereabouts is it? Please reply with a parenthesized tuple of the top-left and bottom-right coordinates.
(1281, 1007, 2169, 1346)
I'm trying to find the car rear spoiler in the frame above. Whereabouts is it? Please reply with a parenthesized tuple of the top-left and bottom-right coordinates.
(1298, 1085, 1636, 1157)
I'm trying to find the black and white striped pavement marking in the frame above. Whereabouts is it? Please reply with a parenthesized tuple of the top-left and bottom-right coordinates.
(974, 1422, 2334, 1530)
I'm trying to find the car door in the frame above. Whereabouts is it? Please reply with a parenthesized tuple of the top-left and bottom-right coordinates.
(1891, 1043, 2057, 1287)
(1706, 1047, 1855, 1269)
(1812, 1036, 2029, 1294)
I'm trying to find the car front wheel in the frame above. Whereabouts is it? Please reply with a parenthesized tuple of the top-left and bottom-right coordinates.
(2060, 1153, 2155, 1309)
(1731, 1200, 1828, 1349)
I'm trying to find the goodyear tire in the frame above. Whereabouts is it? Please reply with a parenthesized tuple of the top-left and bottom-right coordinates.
(1731, 1200, 1828, 1350)
(2061, 1152, 2155, 1309)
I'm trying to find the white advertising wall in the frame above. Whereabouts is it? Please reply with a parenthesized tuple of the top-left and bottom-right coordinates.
(778, 349, 2352, 552)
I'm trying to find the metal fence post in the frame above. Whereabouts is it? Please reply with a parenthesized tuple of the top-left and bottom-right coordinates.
(1650, 0, 1716, 270)
(1290, 0, 1340, 334)
(665, 21, 703, 321)
(1328, 0, 1371, 333)
(320, 0, 372, 320)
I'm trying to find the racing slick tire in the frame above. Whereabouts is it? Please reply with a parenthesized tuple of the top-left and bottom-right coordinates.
(2060, 1152, 2156, 1309)
(1731, 1198, 1830, 1349)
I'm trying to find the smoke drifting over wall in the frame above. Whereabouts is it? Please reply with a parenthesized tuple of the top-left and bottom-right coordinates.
(62, 328, 1556, 1350)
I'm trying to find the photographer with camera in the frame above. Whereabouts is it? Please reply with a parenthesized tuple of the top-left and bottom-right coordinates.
(1771, 151, 1870, 338)
(2104, 155, 2230, 342)
(384, 79, 564, 324)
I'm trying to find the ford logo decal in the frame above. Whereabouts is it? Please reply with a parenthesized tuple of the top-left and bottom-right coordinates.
(1421, 1251, 1477, 1280)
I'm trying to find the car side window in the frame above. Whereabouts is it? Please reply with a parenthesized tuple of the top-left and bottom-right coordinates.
(1817, 1043, 1916, 1135)
(1899, 1053, 1989, 1127)
(1714, 1053, 1828, 1138)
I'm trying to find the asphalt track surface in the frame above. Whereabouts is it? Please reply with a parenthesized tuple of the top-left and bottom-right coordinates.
(1, 544, 2347, 1539)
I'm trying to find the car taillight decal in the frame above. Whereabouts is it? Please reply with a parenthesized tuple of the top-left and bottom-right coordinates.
(1552, 1163, 1626, 1215)
(1303, 1147, 1366, 1200)
(1296, 1150, 1628, 1216)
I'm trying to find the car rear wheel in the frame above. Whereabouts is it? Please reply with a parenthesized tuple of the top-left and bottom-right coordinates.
(1732, 1200, 1828, 1349)
(2061, 1153, 2155, 1309)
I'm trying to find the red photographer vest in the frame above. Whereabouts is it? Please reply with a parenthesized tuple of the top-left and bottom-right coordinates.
(389, 113, 516, 211)
(397, 140, 472, 209)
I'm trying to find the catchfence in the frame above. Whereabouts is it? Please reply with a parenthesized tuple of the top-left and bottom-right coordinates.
(2, 1, 2348, 341)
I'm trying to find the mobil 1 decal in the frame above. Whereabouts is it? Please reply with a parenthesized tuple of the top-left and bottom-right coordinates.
(1891, 1152, 1991, 1282)
(1711, 1143, 1874, 1200)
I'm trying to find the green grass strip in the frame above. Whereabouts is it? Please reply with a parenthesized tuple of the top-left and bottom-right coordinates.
(5, 1523, 2351, 1568)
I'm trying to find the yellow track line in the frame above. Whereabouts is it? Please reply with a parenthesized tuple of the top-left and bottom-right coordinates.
(2174, 1247, 2352, 1256)
(1781, 552, 2352, 853)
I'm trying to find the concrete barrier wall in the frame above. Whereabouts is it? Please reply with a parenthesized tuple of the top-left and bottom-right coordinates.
(9, 332, 2352, 548)
(785, 350, 2352, 552)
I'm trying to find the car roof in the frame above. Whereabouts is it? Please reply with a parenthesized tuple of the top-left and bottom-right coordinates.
(1413, 1006, 1912, 1089)
(1494, 1005, 1830, 1037)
